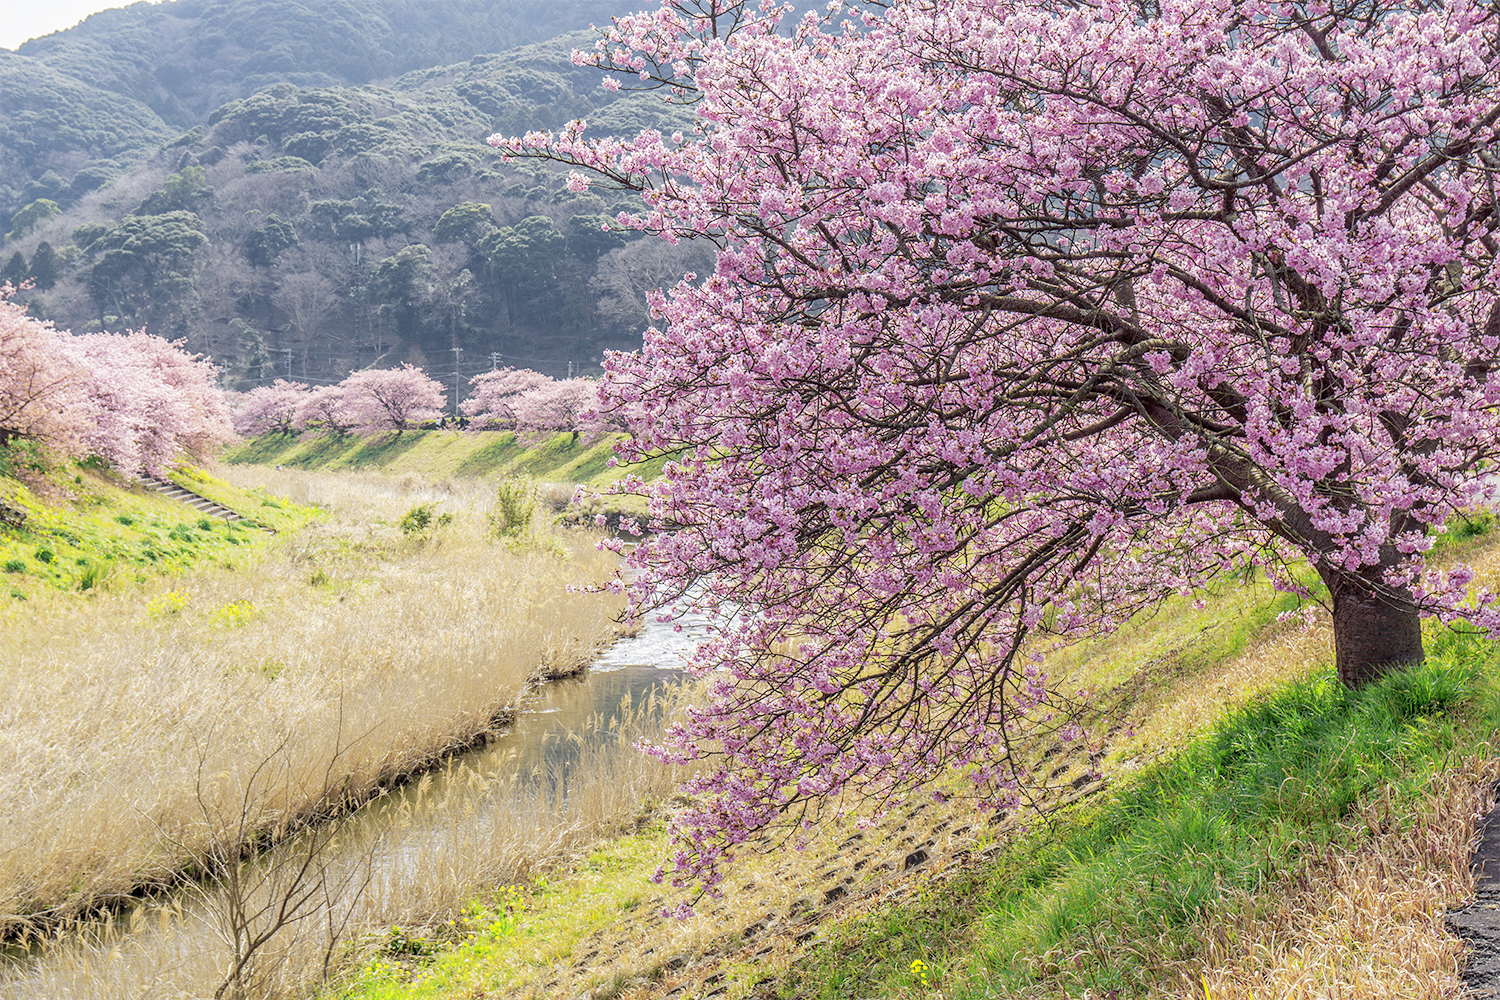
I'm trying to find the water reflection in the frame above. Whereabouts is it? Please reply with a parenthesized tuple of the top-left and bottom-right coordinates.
(1, 613, 704, 998)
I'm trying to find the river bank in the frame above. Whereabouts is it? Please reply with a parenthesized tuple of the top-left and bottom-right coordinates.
(10, 447, 1499, 999)
(2, 636, 695, 1000)
(0, 467, 632, 951)
(322, 538, 1500, 1000)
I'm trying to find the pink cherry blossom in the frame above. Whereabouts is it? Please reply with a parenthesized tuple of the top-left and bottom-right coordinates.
(461, 367, 553, 431)
(0, 288, 88, 457)
(340, 364, 446, 433)
(231, 379, 309, 437)
(2, 290, 234, 476)
(294, 383, 358, 436)
(75, 330, 236, 476)
(512, 377, 606, 441)
(499, 0, 1500, 898)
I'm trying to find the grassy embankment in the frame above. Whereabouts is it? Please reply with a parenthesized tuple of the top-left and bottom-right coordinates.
(314, 528, 1500, 1000)
(222, 429, 668, 499)
(10, 435, 1496, 998)
(0, 442, 314, 602)
(0, 443, 688, 1000)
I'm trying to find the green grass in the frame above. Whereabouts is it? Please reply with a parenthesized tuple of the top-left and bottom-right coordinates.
(223, 430, 646, 489)
(328, 833, 669, 1000)
(223, 431, 671, 521)
(314, 621, 1499, 1000)
(0, 453, 318, 599)
(778, 628, 1499, 1000)
(209, 435, 1499, 998)
(167, 463, 319, 533)
(450, 433, 530, 477)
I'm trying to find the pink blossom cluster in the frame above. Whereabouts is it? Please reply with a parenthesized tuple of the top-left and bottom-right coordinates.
(461, 368, 609, 438)
(498, 0, 1500, 898)
(232, 364, 445, 437)
(0, 290, 234, 476)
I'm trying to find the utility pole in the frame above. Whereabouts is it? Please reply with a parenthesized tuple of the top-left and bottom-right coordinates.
(349, 242, 363, 359)
(450, 346, 463, 418)
(490, 351, 501, 371)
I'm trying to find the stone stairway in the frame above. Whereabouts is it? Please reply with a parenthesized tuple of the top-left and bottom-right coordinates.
(135, 474, 275, 532)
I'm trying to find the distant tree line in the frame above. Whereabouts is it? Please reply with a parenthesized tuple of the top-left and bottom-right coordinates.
(231, 365, 607, 440)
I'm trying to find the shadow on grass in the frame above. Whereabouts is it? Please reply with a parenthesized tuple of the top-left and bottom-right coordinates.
(279, 433, 361, 468)
(453, 433, 527, 477)
(564, 440, 618, 484)
(460, 433, 608, 480)
(221, 434, 305, 466)
(509, 433, 591, 477)
(342, 431, 428, 468)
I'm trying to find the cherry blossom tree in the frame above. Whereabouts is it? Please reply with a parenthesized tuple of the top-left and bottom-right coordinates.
(76, 331, 237, 477)
(513, 377, 605, 441)
(503, 0, 1500, 895)
(0, 288, 87, 455)
(461, 367, 554, 430)
(113, 331, 237, 472)
(231, 380, 310, 437)
(340, 364, 445, 433)
(1, 289, 234, 477)
(295, 384, 358, 437)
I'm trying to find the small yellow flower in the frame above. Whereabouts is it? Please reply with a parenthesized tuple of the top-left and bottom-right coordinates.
(910, 958, 931, 991)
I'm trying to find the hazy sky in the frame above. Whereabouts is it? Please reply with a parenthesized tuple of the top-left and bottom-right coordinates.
(0, 0, 162, 52)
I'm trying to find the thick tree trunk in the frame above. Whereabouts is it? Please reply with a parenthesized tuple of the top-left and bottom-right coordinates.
(1326, 578, 1424, 688)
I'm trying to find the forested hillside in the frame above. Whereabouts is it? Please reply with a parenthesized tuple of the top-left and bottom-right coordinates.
(0, 0, 706, 392)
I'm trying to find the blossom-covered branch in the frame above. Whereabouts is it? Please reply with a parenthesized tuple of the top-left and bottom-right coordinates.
(497, 0, 1500, 896)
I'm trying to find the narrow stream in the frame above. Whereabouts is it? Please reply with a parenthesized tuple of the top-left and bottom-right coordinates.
(0, 612, 707, 999)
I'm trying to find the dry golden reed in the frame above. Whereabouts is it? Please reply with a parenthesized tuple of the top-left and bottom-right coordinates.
(1190, 758, 1498, 1000)
(1, 684, 690, 1000)
(0, 466, 626, 935)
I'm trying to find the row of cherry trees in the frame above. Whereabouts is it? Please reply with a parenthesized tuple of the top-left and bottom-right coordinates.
(231, 365, 604, 439)
(0, 290, 234, 476)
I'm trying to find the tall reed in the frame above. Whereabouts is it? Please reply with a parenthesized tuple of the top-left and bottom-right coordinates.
(1, 683, 689, 1000)
(0, 466, 625, 936)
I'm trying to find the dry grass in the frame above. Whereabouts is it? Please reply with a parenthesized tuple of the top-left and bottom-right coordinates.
(2, 683, 691, 1000)
(0, 466, 626, 937)
(1192, 758, 1499, 1000)
(9, 471, 1497, 1000)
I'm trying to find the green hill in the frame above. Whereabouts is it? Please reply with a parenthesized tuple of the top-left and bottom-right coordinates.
(1, 0, 707, 393)
(2, 0, 625, 214)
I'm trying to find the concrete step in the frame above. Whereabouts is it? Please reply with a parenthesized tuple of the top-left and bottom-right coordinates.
(134, 475, 275, 533)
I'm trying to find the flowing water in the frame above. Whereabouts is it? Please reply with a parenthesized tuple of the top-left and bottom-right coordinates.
(0, 612, 707, 999)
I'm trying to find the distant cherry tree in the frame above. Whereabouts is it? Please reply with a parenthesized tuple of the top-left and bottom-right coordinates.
(295, 384, 358, 437)
(504, 0, 1500, 896)
(0, 289, 87, 455)
(1, 291, 233, 477)
(111, 331, 236, 470)
(512, 377, 603, 442)
(341, 364, 445, 432)
(231, 379, 309, 437)
(76, 331, 236, 476)
(462, 367, 554, 430)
